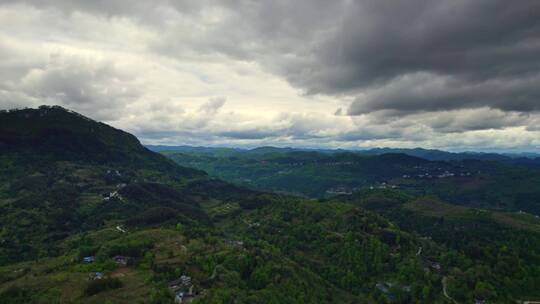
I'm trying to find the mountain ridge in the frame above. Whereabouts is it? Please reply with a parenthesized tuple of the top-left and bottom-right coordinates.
(147, 144, 540, 161)
(1, 105, 205, 179)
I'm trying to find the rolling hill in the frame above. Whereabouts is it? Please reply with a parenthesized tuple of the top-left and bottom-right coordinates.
(162, 148, 540, 214)
(1, 106, 539, 303)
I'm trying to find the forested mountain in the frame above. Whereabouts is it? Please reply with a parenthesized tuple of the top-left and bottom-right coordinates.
(0, 106, 207, 263)
(148, 145, 540, 162)
(1, 106, 203, 176)
(1, 106, 539, 303)
(163, 148, 540, 214)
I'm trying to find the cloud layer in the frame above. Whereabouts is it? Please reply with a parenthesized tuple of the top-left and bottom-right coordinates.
(0, 0, 539, 151)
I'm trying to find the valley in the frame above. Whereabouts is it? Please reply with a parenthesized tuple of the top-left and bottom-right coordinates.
(0, 106, 539, 303)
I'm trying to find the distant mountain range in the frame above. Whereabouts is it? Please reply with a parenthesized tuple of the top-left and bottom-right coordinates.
(360, 147, 540, 161)
(147, 145, 540, 168)
(161, 145, 540, 214)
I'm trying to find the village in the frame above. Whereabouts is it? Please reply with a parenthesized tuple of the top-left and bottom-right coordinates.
(167, 274, 197, 303)
(82, 251, 199, 303)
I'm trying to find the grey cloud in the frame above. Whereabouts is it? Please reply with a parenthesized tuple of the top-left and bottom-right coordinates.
(214, 112, 347, 141)
(0, 0, 154, 17)
(425, 109, 527, 133)
(298, 0, 540, 116)
(8, 0, 540, 118)
(348, 73, 540, 115)
(1, 52, 140, 121)
(312, 1, 540, 91)
(219, 129, 276, 140)
(198, 97, 226, 115)
(126, 97, 227, 134)
(342, 116, 432, 142)
(525, 116, 540, 132)
(0, 89, 39, 109)
(350, 107, 533, 134)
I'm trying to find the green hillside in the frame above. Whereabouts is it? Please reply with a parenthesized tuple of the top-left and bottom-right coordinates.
(1, 106, 539, 303)
(341, 190, 540, 302)
(163, 148, 540, 213)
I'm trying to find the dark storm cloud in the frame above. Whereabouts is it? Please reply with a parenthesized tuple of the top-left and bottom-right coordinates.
(6, 0, 539, 118)
(347, 73, 540, 115)
(310, 1, 540, 90)
(300, 0, 540, 116)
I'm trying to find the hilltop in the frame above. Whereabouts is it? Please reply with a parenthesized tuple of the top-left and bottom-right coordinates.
(0, 106, 203, 178)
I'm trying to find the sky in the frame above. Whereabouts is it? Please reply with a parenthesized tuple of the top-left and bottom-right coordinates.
(1, 1, 539, 152)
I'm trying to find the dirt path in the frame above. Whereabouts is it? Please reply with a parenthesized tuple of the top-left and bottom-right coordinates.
(442, 276, 458, 304)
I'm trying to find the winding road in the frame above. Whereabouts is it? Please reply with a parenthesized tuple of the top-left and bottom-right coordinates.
(442, 277, 458, 304)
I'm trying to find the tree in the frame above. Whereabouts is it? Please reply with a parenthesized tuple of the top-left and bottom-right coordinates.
(474, 281, 497, 301)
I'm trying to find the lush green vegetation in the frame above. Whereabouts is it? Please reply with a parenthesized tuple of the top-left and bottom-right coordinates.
(1, 106, 540, 303)
(163, 148, 540, 213)
(341, 190, 540, 302)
